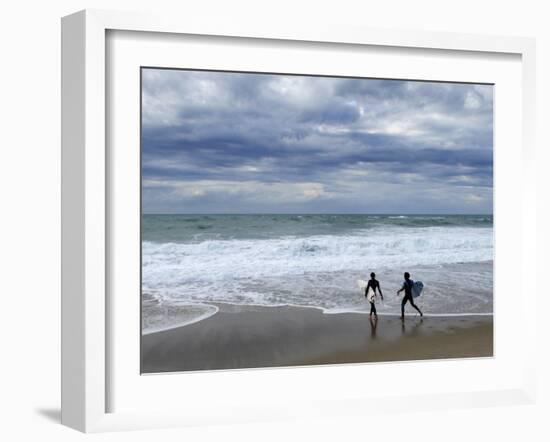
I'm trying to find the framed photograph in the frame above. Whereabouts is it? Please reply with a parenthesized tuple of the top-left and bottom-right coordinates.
(61, 9, 537, 433)
(139, 68, 496, 374)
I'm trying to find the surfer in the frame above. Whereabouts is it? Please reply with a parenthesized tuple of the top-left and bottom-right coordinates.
(365, 272, 384, 317)
(397, 272, 423, 319)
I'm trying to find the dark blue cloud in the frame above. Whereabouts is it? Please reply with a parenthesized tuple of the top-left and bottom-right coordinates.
(141, 69, 493, 213)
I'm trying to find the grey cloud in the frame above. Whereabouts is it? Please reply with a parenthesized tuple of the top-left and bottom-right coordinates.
(141, 68, 493, 214)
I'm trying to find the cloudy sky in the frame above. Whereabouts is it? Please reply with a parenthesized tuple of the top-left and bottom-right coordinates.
(141, 68, 493, 214)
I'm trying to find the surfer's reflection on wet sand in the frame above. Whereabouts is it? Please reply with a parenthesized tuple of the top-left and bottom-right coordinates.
(369, 315, 378, 339)
(401, 317, 424, 336)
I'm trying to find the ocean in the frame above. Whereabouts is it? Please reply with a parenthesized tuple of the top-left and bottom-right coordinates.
(141, 214, 493, 334)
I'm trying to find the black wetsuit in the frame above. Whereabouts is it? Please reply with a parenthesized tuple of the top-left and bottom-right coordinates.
(401, 279, 422, 317)
(366, 279, 380, 315)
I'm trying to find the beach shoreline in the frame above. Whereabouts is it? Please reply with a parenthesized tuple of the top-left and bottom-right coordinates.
(141, 303, 493, 374)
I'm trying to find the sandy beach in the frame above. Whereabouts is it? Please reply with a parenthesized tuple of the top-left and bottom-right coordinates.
(141, 303, 493, 373)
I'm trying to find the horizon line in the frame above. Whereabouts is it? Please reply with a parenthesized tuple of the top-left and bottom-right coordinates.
(141, 212, 493, 216)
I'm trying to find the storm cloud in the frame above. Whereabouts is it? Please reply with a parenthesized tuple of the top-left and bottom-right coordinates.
(141, 69, 493, 214)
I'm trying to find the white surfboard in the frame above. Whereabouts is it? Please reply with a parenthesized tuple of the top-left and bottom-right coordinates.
(412, 281, 424, 298)
(357, 279, 375, 302)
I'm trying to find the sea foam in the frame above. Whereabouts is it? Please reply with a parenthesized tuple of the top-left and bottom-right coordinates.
(142, 225, 493, 317)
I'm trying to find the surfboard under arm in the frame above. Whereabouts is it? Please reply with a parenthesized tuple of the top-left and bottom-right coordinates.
(412, 281, 424, 298)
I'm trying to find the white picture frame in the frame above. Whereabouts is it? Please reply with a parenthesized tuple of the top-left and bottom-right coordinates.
(61, 9, 537, 433)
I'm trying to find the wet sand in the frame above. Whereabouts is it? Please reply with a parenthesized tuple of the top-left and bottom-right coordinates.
(141, 303, 493, 373)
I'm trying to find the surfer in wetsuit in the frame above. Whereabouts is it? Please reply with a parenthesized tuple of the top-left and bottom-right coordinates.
(365, 272, 384, 317)
(397, 272, 423, 319)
